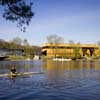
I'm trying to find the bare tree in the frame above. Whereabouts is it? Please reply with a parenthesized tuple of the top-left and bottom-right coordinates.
(12, 37, 22, 45)
(47, 34, 64, 44)
(97, 41, 100, 46)
(77, 42, 81, 45)
(23, 38, 29, 46)
(46, 34, 64, 58)
(68, 40, 74, 44)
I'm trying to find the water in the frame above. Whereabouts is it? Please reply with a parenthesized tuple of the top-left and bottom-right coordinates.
(0, 60, 100, 100)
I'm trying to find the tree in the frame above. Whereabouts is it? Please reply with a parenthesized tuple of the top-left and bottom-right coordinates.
(73, 46, 81, 59)
(47, 34, 64, 58)
(12, 37, 22, 45)
(68, 40, 74, 44)
(77, 42, 81, 45)
(0, 0, 34, 32)
(97, 41, 100, 46)
(47, 34, 64, 44)
(23, 38, 29, 46)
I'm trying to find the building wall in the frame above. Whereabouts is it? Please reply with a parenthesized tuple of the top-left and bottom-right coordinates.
(42, 44, 99, 58)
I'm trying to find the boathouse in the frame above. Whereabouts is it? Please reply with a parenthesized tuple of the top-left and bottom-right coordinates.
(42, 43, 99, 58)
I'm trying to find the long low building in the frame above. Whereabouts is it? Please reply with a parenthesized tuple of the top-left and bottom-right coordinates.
(42, 43, 100, 58)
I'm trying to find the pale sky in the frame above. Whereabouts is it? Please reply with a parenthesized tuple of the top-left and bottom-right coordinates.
(0, 0, 100, 45)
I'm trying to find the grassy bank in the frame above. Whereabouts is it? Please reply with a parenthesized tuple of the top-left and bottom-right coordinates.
(6, 55, 34, 61)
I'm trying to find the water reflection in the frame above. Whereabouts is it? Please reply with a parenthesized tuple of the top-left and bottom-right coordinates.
(0, 60, 43, 74)
(43, 60, 100, 82)
(0, 60, 100, 82)
(0, 60, 100, 100)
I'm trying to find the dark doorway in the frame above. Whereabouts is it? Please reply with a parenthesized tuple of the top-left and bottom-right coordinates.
(42, 50, 47, 56)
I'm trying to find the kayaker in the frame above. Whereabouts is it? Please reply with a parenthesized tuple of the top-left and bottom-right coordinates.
(10, 65, 17, 75)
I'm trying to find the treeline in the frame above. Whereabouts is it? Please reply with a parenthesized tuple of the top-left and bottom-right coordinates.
(0, 38, 41, 56)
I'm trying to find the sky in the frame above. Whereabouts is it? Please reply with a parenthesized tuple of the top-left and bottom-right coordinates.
(0, 0, 100, 45)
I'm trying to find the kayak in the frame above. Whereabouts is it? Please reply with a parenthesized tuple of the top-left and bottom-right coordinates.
(0, 72, 44, 77)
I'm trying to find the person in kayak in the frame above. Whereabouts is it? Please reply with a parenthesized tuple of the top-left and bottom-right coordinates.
(10, 65, 17, 76)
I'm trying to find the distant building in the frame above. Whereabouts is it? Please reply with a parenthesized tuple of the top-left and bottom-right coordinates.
(42, 43, 99, 58)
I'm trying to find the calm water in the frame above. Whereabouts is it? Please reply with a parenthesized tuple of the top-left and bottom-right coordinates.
(0, 60, 100, 100)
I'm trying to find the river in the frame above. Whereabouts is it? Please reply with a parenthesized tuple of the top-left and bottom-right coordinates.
(0, 60, 100, 100)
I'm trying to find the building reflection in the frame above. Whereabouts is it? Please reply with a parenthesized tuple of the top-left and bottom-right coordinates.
(42, 60, 100, 81)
